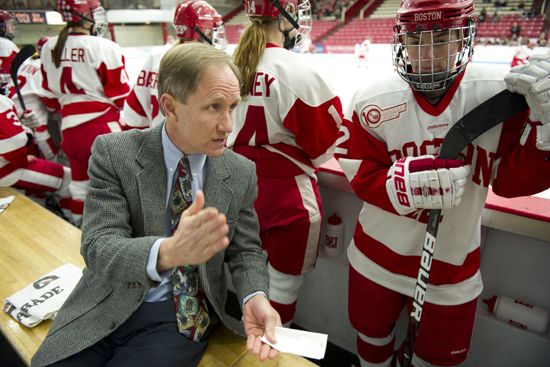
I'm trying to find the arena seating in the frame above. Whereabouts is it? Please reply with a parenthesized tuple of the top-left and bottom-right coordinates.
(322, 17, 394, 45)
(222, 0, 547, 46)
(475, 14, 545, 39)
(310, 20, 341, 43)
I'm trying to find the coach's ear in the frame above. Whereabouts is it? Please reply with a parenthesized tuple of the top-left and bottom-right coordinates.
(160, 93, 178, 121)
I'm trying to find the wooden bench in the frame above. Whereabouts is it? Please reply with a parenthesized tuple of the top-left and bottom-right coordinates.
(0, 187, 317, 367)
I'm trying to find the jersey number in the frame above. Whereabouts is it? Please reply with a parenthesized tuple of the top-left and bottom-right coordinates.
(234, 105, 269, 146)
(60, 66, 85, 94)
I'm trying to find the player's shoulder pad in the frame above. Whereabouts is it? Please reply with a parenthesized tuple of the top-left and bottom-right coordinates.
(351, 72, 409, 106)
(259, 47, 337, 103)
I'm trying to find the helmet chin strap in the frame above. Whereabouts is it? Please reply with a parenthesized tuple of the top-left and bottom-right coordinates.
(193, 26, 213, 45)
(63, 8, 97, 36)
(277, 15, 297, 50)
(271, 0, 301, 50)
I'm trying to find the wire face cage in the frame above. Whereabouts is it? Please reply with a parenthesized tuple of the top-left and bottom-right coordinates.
(296, 0, 312, 48)
(392, 22, 476, 92)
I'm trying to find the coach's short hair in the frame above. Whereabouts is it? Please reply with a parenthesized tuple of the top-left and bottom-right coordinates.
(158, 43, 242, 115)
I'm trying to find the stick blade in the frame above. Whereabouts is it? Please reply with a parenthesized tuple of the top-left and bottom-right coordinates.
(440, 90, 529, 159)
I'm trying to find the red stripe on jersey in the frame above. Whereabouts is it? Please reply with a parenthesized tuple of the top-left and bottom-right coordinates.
(282, 96, 342, 163)
(41, 65, 61, 110)
(0, 51, 17, 75)
(269, 142, 317, 171)
(125, 89, 148, 117)
(234, 145, 304, 178)
(1, 146, 29, 171)
(353, 221, 480, 285)
(62, 101, 120, 122)
(71, 199, 85, 215)
(340, 113, 396, 213)
(42, 96, 61, 110)
(59, 197, 71, 209)
(98, 61, 131, 109)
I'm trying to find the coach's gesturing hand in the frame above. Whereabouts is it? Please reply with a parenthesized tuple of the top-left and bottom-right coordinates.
(157, 190, 229, 271)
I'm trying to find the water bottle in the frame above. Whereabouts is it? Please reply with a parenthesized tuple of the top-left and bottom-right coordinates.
(324, 213, 345, 257)
(483, 295, 549, 334)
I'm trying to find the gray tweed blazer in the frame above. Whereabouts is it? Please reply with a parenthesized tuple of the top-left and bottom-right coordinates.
(31, 124, 269, 367)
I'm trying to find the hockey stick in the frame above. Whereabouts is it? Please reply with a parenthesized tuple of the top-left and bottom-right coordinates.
(401, 90, 529, 367)
(10, 44, 36, 112)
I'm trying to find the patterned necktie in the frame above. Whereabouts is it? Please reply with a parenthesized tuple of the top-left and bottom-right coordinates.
(170, 156, 210, 342)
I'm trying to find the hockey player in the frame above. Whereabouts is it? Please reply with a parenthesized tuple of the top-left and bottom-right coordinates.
(12, 36, 59, 162)
(356, 37, 370, 68)
(123, 0, 226, 129)
(511, 38, 535, 67)
(0, 10, 19, 73)
(227, 0, 343, 327)
(41, 0, 130, 226)
(335, 0, 550, 366)
(0, 70, 72, 221)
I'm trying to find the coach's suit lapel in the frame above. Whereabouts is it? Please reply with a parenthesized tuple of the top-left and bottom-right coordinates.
(203, 152, 232, 215)
(136, 125, 166, 237)
(201, 152, 233, 316)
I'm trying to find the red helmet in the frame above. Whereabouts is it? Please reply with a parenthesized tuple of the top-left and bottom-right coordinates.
(392, 0, 476, 92)
(37, 36, 52, 54)
(0, 10, 18, 40)
(173, 0, 226, 50)
(395, 0, 474, 33)
(244, 0, 312, 49)
(57, 0, 108, 37)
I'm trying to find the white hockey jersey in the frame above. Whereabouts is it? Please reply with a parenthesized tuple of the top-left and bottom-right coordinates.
(0, 37, 19, 73)
(227, 44, 343, 177)
(12, 57, 53, 125)
(336, 64, 550, 306)
(356, 39, 370, 57)
(123, 43, 172, 129)
(40, 34, 131, 130)
(0, 95, 29, 186)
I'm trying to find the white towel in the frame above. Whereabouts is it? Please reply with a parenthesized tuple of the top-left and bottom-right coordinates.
(0, 195, 14, 214)
(3, 263, 82, 327)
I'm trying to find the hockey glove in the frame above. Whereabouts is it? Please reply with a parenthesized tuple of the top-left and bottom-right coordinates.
(521, 122, 550, 151)
(386, 155, 470, 215)
(505, 54, 550, 124)
(20, 110, 39, 130)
